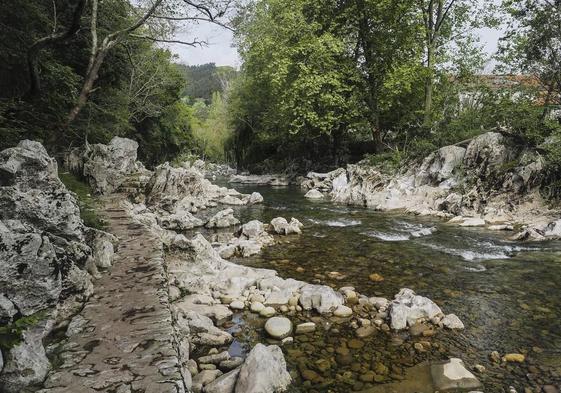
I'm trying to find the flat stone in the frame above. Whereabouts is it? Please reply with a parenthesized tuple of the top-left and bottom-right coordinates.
(198, 351, 230, 365)
(219, 357, 244, 371)
(295, 322, 316, 334)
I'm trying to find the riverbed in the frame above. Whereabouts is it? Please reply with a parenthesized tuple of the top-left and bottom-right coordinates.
(205, 180, 561, 392)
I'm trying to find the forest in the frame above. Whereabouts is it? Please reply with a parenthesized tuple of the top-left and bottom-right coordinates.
(1, 0, 560, 180)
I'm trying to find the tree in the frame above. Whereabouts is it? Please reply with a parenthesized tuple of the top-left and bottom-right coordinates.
(66, 0, 235, 125)
(417, 0, 491, 125)
(499, 0, 561, 119)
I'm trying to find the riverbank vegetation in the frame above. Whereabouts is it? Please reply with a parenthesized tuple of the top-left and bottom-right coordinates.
(1, 0, 560, 182)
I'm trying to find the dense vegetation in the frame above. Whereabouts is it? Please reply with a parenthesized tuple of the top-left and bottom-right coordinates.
(0, 0, 560, 182)
(0, 0, 233, 166)
(227, 0, 561, 173)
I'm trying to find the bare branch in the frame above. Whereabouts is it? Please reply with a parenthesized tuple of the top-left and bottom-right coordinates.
(130, 33, 206, 46)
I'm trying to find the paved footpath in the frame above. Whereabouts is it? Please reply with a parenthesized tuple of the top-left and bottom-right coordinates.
(39, 196, 186, 393)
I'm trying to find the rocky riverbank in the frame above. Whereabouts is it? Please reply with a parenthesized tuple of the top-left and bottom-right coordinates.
(1, 137, 515, 392)
(298, 132, 561, 242)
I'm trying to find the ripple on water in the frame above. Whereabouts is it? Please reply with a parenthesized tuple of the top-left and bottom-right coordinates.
(308, 218, 362, 227)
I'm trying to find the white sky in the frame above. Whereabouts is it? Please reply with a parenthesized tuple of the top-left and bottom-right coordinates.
(169, 20, 503, 70)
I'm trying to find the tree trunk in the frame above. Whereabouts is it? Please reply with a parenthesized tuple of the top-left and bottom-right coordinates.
(66, 48, 108, 125)
(423, 43, 435, 126)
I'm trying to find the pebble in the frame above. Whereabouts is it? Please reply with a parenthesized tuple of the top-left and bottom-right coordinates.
(333, 305, 353, 317)
(490, 351, 501, 363)
(260, 306, 276, 317)
(250, 301, 265, 313)
(356, 326, 376, 338)
(369, 273, 384, 282)
(474, 364, 486, 373)
(230, 300, 245, 310)
(295, 322, 316, 334)
(503, 353, 525, 363)
(219, 357, 243, 371)
(348, 339, 364, 349)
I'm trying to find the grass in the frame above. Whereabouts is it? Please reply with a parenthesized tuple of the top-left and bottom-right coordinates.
(59, 172, 107, 230)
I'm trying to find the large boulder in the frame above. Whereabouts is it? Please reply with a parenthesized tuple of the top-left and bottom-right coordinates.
(0, 141, 100, 392)
(83, 137, 142, 194)
(235, 344, 291, 393)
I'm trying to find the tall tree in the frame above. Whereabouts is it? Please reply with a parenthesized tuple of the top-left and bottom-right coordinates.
(66, 0, 234, 125)
(499, 0, 561, 119)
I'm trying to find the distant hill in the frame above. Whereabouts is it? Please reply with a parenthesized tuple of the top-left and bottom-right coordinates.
(176, 63, 238, 103)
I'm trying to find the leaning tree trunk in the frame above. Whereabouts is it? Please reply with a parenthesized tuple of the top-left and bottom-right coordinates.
(66, 48, 109, 125)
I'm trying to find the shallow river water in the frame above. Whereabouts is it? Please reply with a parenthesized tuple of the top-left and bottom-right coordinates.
(206, 180, 561, 392)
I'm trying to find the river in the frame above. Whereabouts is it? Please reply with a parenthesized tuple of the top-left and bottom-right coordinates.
(204, 179, 561, 392)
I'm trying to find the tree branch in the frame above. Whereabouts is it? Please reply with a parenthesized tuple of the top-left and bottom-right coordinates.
(130, 33, 205, 46)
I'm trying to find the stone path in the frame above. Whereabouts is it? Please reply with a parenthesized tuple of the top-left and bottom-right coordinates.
(39, 196, 186, 393)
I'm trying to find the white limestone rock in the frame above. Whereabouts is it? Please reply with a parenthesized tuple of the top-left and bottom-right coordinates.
(235, 344, 291, 393)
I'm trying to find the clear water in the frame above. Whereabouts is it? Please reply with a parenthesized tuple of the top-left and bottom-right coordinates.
(207, 180, 561, 392)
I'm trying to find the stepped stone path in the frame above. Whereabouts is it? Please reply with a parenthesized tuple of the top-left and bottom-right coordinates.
(39, 195, 186, 393)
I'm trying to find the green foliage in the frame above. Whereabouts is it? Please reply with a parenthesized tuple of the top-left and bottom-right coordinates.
(176, 63, 238, 104)
(0, 0, 195, 165)
(0, 311, 47, 351)
(59, 172, 107, 230)
(191, 92, 233, 162)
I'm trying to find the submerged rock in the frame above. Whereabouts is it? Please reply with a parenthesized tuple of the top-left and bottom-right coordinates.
(304, 189, 324, 199)
(235, 344, 291, 393)
(431, 358, 481, 391)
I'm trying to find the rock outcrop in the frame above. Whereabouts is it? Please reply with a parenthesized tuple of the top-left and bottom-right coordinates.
(302, 132, 559, 238)
(0, 141, 114, 392)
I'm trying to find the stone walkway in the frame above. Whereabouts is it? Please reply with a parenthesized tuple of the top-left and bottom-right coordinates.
(39, 196, 186, 393)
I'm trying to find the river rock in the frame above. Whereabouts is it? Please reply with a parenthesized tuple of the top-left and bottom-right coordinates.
(198, 351, 230, 365)
(333, 305, 353, 317)
(82, 137, 142, 194)
(206, 209, 240, 229)
(264, 317, 293, 339)
(193, 369, 223, 392)
(503, 353, 525, 363)
(260, 307, 276, 317)
(299, 284, 344, 314)
(442, 314, 465, 329)
(295, 322, 316, 334)
(305, 189, 324, 199)
(174, 310, 233, 346)
(270, 217, 303, 235)
(390, 288, 443, 330)
(431, 358, 481, 391)
(219, 357, 244, 371)
(205, 368, 241, 393)
(246, 192, 264, 205)
(250, 302, 265, 313)
(229, 300, 245, 310)
(235, 344, 291, 393)
(459, 217, 486, 227)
